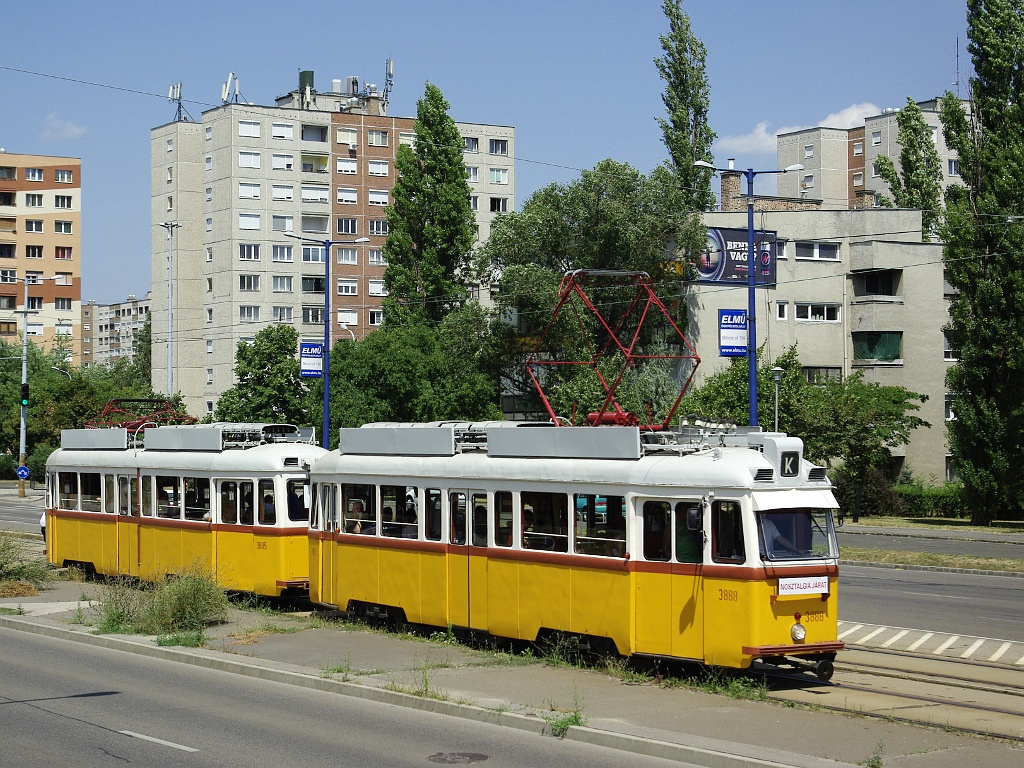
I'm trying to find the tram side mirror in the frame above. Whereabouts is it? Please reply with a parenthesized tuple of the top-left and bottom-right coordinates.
(686, 506, 702, 531)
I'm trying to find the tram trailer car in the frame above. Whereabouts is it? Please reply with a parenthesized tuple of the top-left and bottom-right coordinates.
(45, 423, 327, 597)
(308, 422, 844, 680)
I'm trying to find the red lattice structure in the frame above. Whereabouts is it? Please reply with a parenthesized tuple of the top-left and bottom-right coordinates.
(526, 270, 700, 430)
(83, 399, 198, 432)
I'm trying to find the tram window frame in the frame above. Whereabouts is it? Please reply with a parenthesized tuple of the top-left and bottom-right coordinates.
(220, 481, 239, 525)
(104, 474, 116, 514)
(184, 477, 212, 521)
(470, 492, 488, 547)
(674, 501, 703, 564)
(641, 500, 671, 561)
(239, 481, 255, 525)
(711, 500, 745, 563)
(58, 471, 78, 510)
(521, 490, 569, 552)
(425, 488, 443, 541)
(286, 478, 310, 523)
(156, 476, 181, 519)
(319, 483, 338, 532)
(573, 494, 626, 557)
(343, 483, 375, 534)
(380, 484, 416, 538)
(141, 475, 153, 517)
(118, 477, 132, 515)
(80, 472, 102, 512)
(494, 491, 513, 547)
(450, 491, 467, 545)
(308, 483, 320, 530)
(257, 479, 276, 525)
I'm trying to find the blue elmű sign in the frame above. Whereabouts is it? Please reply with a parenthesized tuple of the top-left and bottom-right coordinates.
(300, 342, 324, 378)
(719, 309, 748, 357)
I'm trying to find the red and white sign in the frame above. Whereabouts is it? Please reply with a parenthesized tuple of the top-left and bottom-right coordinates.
(778, 577, 829, 596)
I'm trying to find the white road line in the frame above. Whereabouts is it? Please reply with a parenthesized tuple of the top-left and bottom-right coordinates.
(933, 635, 960, 654)
(960, 638, 985, 658)
(902, 592, 971, 600)
(907, 632, 934, 652)
(880, 629, 909, 648)
(989, 642, 1013, 662)
(119, 731, 198, 753)
(855, 627, 886, 644)
(1016, 654, 1024, 666)
(837, 624, 863, 640)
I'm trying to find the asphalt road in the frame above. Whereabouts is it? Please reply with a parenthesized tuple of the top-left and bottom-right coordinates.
(0, 627, 688, 768)
(837, 529, 1024, 560)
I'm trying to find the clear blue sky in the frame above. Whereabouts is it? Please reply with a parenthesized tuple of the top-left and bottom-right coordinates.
(1, 0, 968, 303)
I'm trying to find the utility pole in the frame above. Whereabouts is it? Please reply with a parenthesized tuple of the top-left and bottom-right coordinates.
(159, 222, 180, 395)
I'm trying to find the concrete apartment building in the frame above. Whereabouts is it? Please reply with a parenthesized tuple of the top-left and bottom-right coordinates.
(0, 152, 83, 365)
(152, 71, 514, 417)
(81, 292, 151, 367)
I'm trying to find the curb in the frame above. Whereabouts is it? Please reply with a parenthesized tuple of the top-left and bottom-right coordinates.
(839, 559, 1024, 578)
(0, 614, 855, 768)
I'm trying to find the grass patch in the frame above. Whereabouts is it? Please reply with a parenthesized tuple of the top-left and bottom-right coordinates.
(840, 546, 1024, 573)
(93, 568, 228, 636)
(848, 517, 1024, 533)
(382, 660, 449, 702)
(156, 630, 205, 647)
(543, 687, 587, 737)
(0, 605, 24, 615)
(0, 531, 53, 588)
(228, 620, 303, 645)
(661, 667, 769, 701)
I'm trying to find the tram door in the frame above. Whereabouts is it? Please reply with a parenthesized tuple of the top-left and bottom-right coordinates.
(447, 490, 488, 630)
(115, 475, 139, 576)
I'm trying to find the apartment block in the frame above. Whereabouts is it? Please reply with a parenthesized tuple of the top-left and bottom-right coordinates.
(152, 72, 514, 417)
(0, 152, 82, 364)
(82, 292, 151, 367)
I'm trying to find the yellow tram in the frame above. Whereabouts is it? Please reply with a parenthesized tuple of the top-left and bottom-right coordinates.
(308, 421, 844, 679)
(45, 423, 327, 596)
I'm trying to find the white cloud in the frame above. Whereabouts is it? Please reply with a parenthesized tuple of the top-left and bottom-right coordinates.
(715, 102, 882, 156)
(818, 102, 880, 129)
(40, 112, 86, 141)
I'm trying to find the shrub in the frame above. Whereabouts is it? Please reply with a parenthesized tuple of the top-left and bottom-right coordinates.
(0, 453, 17, 480)
(894, 483, 967, 519)
(0, 531, 53, 587)
(832, 466, 907, 518)
(94, 568, 228, 636)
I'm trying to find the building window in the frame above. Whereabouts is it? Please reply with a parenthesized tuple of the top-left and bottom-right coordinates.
(239, 275, 260, 292)
(337, 157, 357, 174)
(368, 249, 386, 266)
(273, 275, 293, 292)
(369, 309, 384, 326)
(272, 245, 293, 263)
(272, 184, 293, 201)
(854, 269, 900, 296)
(238, 151, 260, 168)
(207, 369, 214, 385)
(205, 126, 212, 141)
(26, 245, 43, 259)
(272, 215, 294, 232)
(55, 169, 73, 183)
(853, 141, 863, 156)
(336, 127, 357, 146)
(302, 246, 325, 263)
(301, 185, 329, 203)
(776, 301, 787, 321)
(239, 120, 261, 137)
(945, 393, 956, 421)
(26, 193, 43, 207)
(871, 161, 880, 177)
(464, 137, 479, 153)
(794, 242, 839, 260)
(368, 189, 389, 206)
(367, 129, 388, 146)
(489, 139, 508, 155)
(801, 174, 814, 189)
(337, 248, 357, 265)
(0, 321, 16, 335)
(0, 271, 15, 284)
(853, 172, 864, 186)
(490, 197, 508, 213)
(239, 306, 260, 322)
(239, 182, 260, 199)
(944, 332, 960, 361)
(55, 246, 73, 260)
(466, 166, 479, 183)
(272, 306, 293, 322)
(239, 243, 260, 261)
(337, 218, 358, 235)
(207, 340, 213, 354)
(206, 246, 214, 262)
(368, 160, 389, 177)
(337, 278, 358, 295)
(272, 122, 294, 139)
(852, 331, 902, 362)
(871, 130, 882, 146)
(55, 220, 73, 234)
(399, 131, 415, 147)
(205, 156, 213, 171)
(26, 168, 43, 181)
(803, 367, 842, 383)
(206, 278, 213, 293)
(28, 297, 44, 310)
(303, 306, 324, 324)
(804, 144, 814, 158)
(0, 244, 12, 258)
(26, 219, 43, 233)
(238, 213, 260, 230)
(948, 159, 960, 176)
(301, 125, 328, 142)
(337, 187, 357, 204)
(272, 154, 294, 170)
(489, 168, 509, 184)
(368, 279, 387, 297)
(206, 187, 213, 202)
(470, 195, 478, 211)
(166, 166, 173, 183)
(369, 219, 388, 236)
(26, 323, 43, 336)
(795, 303, 840, 322)
(207, 308, 213, 323)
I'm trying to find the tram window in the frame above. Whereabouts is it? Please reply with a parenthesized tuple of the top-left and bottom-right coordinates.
(711, 500, 745, 563)
(184, 477, 212, 521)
(220, 481, 238, 524)
(380, 484, 414, 537)
(521, 491, 569, 552)
(642, 501, 671, 561)
(319, 483, 338, 532)
(343, 483, 375, 534)
(286, 479, 309, 523)
(471, 493, 488, 547)
(425, 488, 443, 541)
(574, 494, 626, 556)
(127, 477, 138, 516)
(156, 476, 181, 519)
(104, 475, 116, 514)
(118, 477, 131, 515)
(494, 491, 513, 547)
(309, 484, 320, 529)
(258, 479, 276, 525)
(80, 472, 102, 513)
(674, 502, 703, 564)
(450, 492, 467, 544)
(239, 481, 254, 525)
(141, 476, 153, 517)
(58, 472, 78, 510)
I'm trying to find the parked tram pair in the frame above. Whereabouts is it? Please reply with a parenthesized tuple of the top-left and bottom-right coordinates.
(46, 420, 843, 679)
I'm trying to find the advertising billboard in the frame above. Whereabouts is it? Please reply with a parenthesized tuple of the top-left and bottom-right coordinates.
(696, 227, 777, 285)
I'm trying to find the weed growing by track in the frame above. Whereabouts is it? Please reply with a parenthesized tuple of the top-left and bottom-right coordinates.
(0, 531, 53, 594)
(543, 686, 587, 737)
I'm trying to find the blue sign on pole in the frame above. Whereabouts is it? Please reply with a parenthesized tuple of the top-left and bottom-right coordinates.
(16, 465, 30, 480)
(719, 309, 748, 357)
(300, 342, 324, 378)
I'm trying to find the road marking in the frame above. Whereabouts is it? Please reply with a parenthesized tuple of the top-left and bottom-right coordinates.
(960, 638, 985, 658)
(989, 642, 1012, 662)
(880, 629, 909, 648)
(902, 592, 971, 600)
(119, 731, 198, 753)
(837, 624, 863, 640)
(855, 627, 886, 644)
(933, 635, 960, 654)
(907, 632, 934, 652)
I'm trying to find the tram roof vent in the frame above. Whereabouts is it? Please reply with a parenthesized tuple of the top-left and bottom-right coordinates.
(753, 468, 774, 482)
(808, 466, 828, 481)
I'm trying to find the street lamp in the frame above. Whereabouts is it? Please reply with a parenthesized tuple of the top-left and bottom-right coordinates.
(158, 221, 180, 395)
(284, 232, 369, 448)
(694, 160, 803, 427)
(771, 366, 784, 432)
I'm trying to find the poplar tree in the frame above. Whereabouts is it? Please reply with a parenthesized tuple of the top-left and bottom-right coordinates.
(383, 82, 475, 324)
(875, 97, 943, 240)
(940, 0, 1024, 524)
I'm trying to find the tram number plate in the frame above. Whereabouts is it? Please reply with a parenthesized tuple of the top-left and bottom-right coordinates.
(778, 577, 828, 596)
(717, 589, 739, 602)
(256, 541, 268, 550)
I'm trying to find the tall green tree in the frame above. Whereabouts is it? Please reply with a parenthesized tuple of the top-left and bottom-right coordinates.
(939, 0, 1024, 524)
(383, 82, 476, 324)
(214, 324, 311, 425)
(875, 97, 944, 240)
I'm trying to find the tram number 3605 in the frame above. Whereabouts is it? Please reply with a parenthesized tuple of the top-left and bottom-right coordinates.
(717, 589, 739, 602)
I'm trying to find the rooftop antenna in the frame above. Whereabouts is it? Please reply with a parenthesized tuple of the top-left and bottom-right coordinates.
(167, 83, 193, 122)
(382, 58, 394, 114)
(953, 36, 961, 98)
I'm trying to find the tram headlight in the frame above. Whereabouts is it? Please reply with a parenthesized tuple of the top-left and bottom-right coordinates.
(791, 621, 807, 642)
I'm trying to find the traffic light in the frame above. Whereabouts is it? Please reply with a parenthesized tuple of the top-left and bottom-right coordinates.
(20, 383, 28, 407)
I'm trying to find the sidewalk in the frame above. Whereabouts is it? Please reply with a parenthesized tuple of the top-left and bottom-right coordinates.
(2, 579, 1021, 768)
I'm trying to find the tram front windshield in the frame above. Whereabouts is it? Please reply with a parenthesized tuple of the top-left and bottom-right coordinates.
(757, 509, 834, 560)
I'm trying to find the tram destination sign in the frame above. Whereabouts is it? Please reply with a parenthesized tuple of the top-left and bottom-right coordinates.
(778, 576, 829, 596)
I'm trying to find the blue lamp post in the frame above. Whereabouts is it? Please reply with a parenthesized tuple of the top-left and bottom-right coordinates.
(694, 160, 803, 427)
